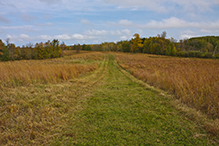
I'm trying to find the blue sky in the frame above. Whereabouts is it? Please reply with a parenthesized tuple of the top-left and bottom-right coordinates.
(0, 0, 219, 46)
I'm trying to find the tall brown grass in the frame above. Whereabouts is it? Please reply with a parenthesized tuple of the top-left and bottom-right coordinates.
(115, 53, 219, 118)
(0, 52, 103, 87)
(0, 52, 104, 145)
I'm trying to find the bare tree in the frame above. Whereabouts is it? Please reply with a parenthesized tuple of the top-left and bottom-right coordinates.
(76, 44, 81, 53)
(5, 38, 10, 46)
(161, 31, 167, 39)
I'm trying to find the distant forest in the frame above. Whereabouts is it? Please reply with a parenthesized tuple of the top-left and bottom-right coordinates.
(1, 32, 219, 61)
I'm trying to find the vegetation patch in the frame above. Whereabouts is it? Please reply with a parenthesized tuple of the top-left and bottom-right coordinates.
(115, 53, 219, 119)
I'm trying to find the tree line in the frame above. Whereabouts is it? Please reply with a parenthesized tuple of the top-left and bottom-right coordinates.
(79, 32, 219, 58)
(1, 32, 219, 61)
(0, 39, 64, 61)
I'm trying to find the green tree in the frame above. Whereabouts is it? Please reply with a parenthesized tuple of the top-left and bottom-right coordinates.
(121, 41, 131, 52)
(51, 39, 62, 57)
(36, 42, 45, 59)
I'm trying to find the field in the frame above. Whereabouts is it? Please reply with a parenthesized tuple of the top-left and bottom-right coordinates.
(0, 51, 104, 145)
(0, 51, 102, 87)
(0, 51, 219, 145)
(115, 53, 219, 118)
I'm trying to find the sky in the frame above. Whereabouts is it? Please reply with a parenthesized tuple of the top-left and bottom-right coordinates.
(0, 0, 219, 46)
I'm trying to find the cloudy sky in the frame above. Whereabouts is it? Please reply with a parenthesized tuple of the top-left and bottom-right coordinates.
(0, 0, 219, 46)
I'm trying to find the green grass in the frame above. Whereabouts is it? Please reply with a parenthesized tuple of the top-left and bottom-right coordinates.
(1, 53, 217, 145)
(53, 55, 217, 145)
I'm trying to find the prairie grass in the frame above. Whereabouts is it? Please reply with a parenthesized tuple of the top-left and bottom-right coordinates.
(53, 55, 217, 145)
(0, 52, 104, 145)
(0, 51, 103, 87)
(0, 54, 218, 145)
(115, 53, 219, 119)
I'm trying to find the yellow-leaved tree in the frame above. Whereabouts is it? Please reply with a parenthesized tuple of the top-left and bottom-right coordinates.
(131, 33, 143, 53)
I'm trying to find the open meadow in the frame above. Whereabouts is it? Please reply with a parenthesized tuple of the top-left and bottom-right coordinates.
(0, 51, 104, 145)
(0, 51, 219, 145)
(115, 53, 219, 119)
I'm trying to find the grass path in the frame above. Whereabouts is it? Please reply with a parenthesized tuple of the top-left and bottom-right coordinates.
(53, 55, 217, 145)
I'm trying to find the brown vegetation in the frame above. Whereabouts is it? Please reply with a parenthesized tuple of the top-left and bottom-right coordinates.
(0, 51, 103, 87)
(0, 52, 104, 145)
(115, 53, 219, 118)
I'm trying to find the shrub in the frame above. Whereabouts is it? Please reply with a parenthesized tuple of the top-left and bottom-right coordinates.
(201, 52, 213, 58)
(215, 53, 219, 59)
(188, 51, 202, 58)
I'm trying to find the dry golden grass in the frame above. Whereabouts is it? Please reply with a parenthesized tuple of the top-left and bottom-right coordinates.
(0, 52, 105, 145)
(115, 53, 219, 118)
(0, 51, 103, 87)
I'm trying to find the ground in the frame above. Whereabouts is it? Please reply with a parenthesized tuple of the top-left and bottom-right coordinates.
(0, 54, 218, 145)
(52, 54, 216, 145)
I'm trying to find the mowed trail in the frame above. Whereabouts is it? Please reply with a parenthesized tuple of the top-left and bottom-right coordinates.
(53, 54, 216, 145)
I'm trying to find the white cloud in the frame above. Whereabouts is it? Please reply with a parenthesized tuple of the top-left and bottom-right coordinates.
(20, 34, 30, 40)
(120, 35, 128, 40)
(200, 29, 219, 33)
(111, 30, 122, 35)
(37, 35, 52, 40)
(72, 34, 85, 40)
(111, 17, 219, 31)
(180, 34, 197, 40)
(55, 34, 71, 40)
(0, 25, 34, 30)
(119, 19, 133, 26)
(85, 29, 108, 36)
(7, 34, 23, 42)
(121, 29, 131, 35)
(6, 33, 96, 43)
(143, 17, 193, 29)
(103, 0, 219, 12)
(81, 19, 91, 25)
(143, 17, 219, 30)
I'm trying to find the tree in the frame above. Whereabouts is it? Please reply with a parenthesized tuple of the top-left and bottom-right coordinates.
(161, 31, 167, 39)
(76, 44, 81, 53)
(131, 33, 143, 53)
(0, 40, 5, 58)
(82, 44, 86, 50)
(60, 42, 67, 51)
(51, 39, 62, 57)
(36, 42, 45, 59)
(116, 42, 122, 52)
(121, 41, 131, 52)
(0, 40, 9, 61)
(206, 42, 213, 52)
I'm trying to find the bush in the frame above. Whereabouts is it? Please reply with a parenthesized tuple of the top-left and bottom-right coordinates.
(176, 51, 184, 57)
(201, 52, 213, 58)
(182, 52, 189, 57)
(188, 51, 202, 58)
(215, 53, 219, 59)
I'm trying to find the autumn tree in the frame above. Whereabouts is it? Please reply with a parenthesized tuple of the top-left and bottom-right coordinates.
(51, 39, 62, 57)
(0, 40, 5, 58)
(35, 42, 45, 59)
(60, 42, 67, 55)
(131, 33, 143, 53)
